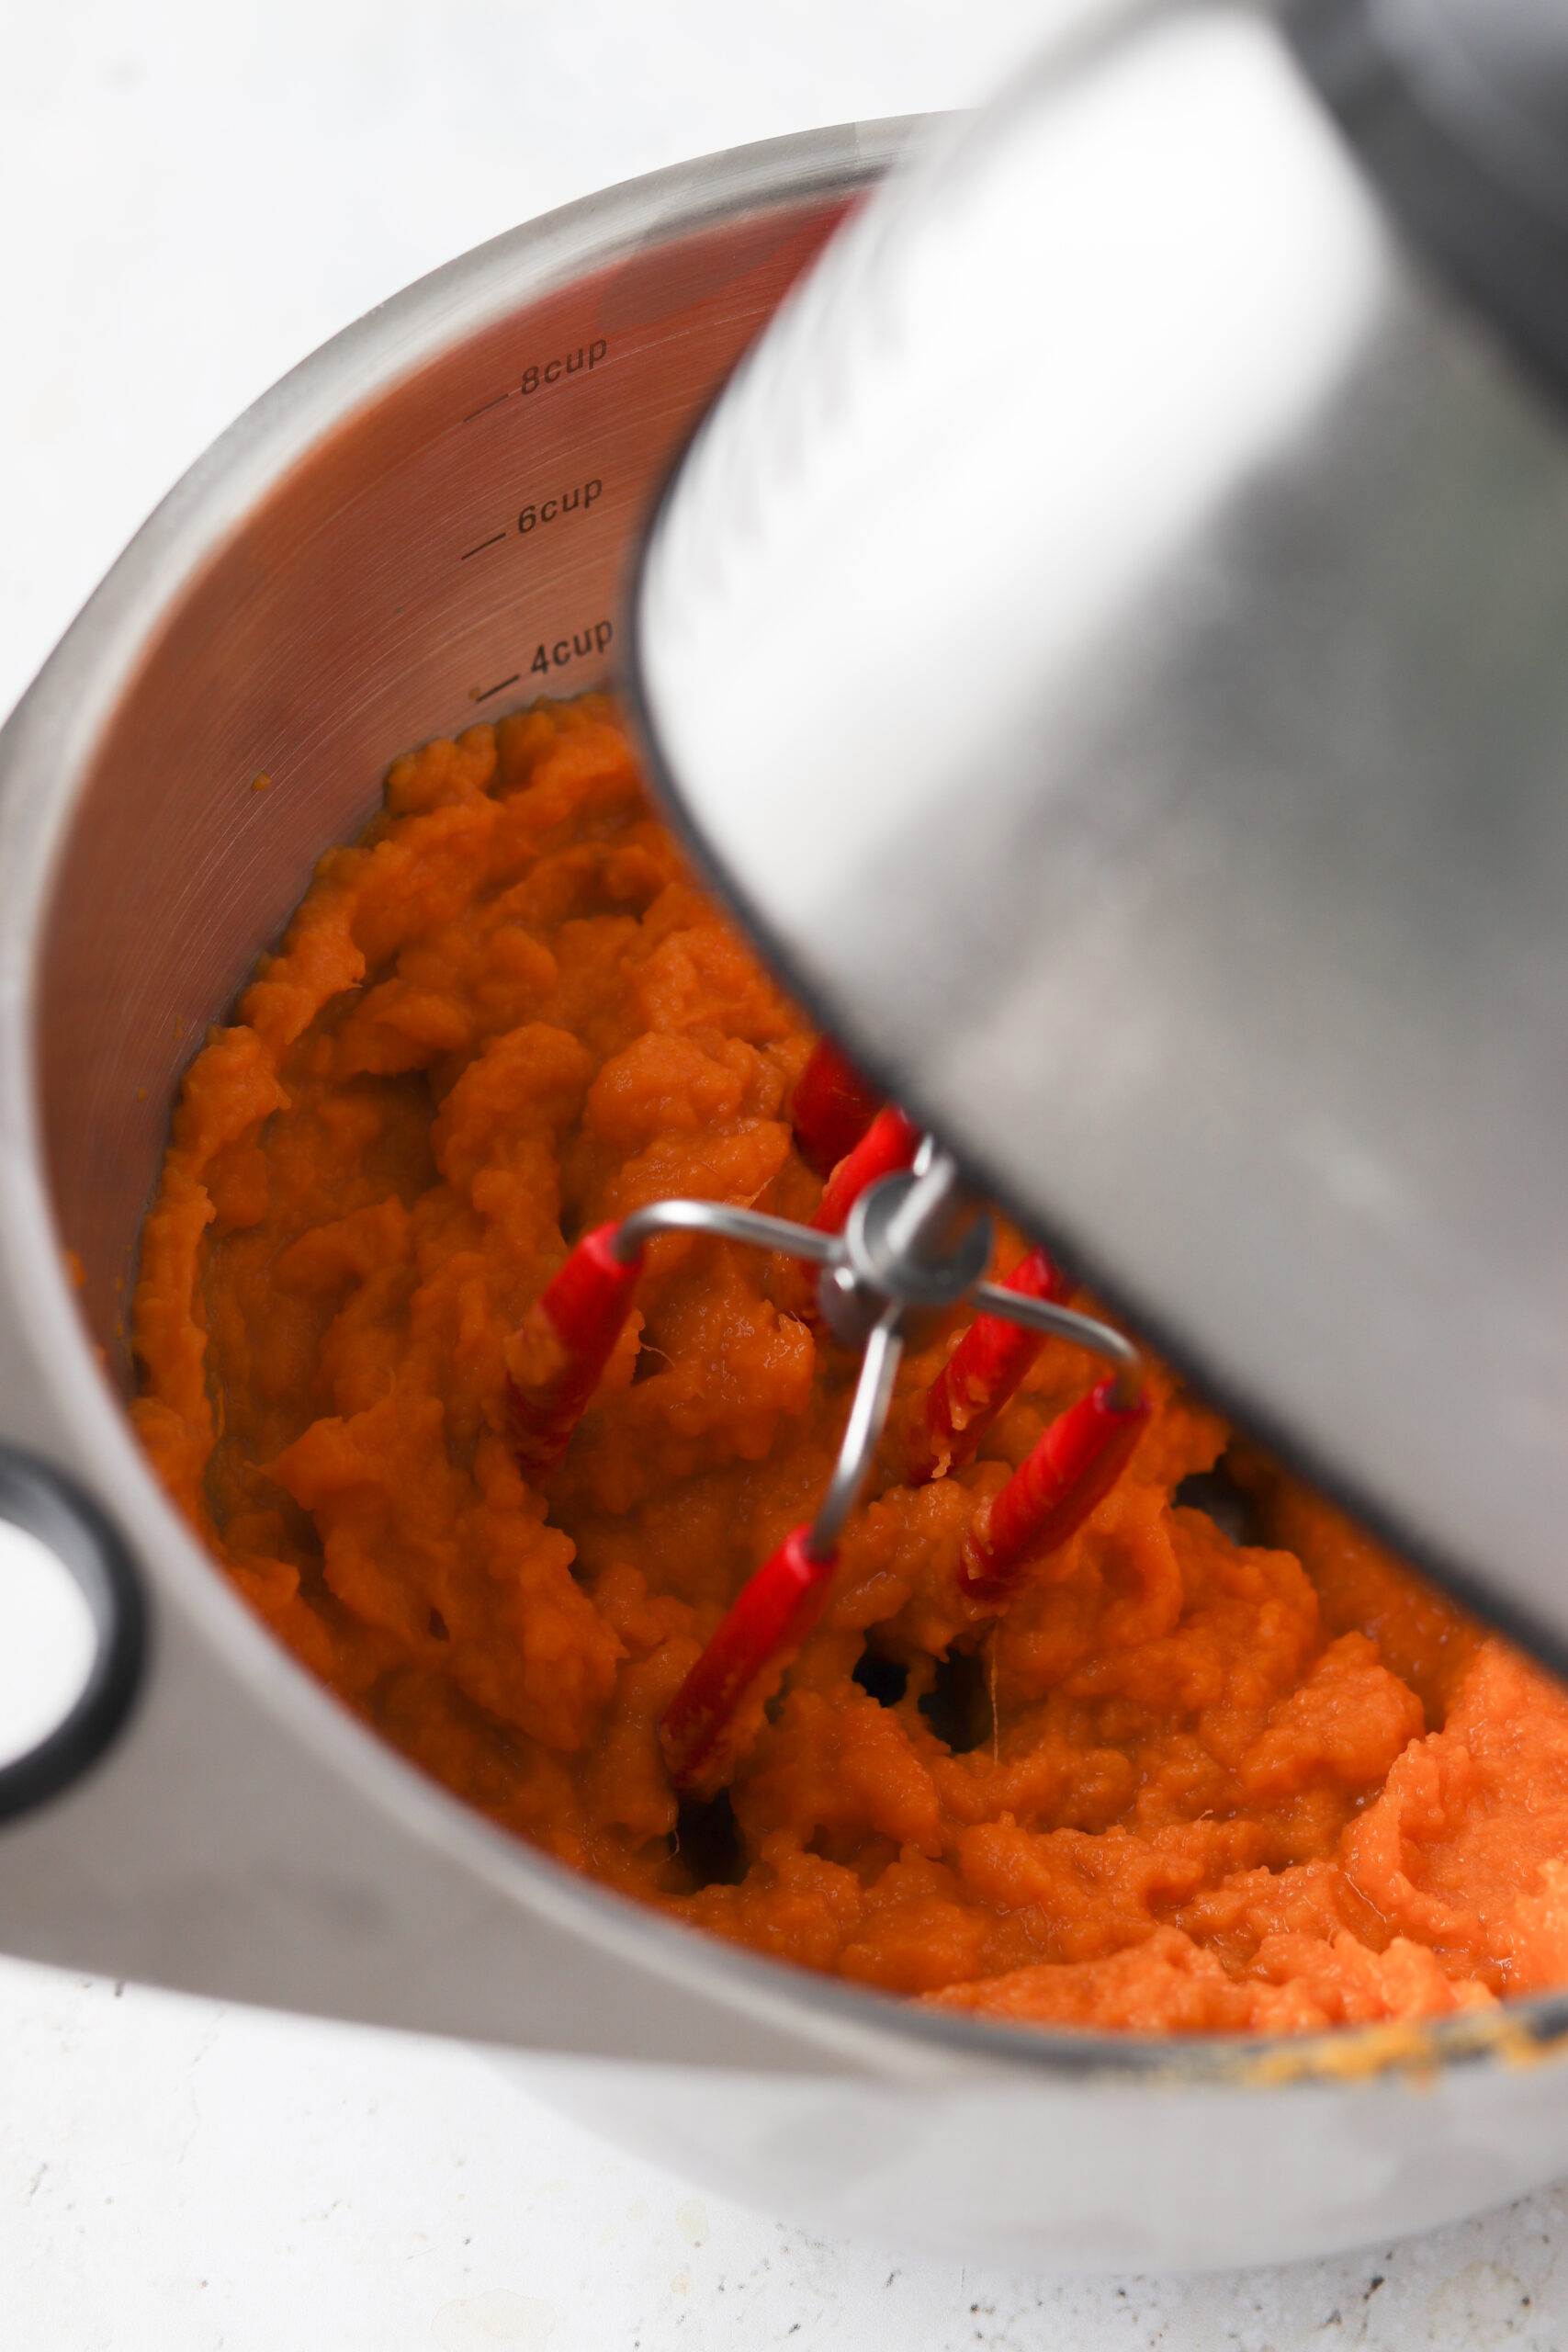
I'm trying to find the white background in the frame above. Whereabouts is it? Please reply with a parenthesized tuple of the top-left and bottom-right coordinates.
(3, 2, 1567, 2344)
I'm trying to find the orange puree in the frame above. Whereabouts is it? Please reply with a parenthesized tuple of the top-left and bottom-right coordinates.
(132, 695, 1568, 2034)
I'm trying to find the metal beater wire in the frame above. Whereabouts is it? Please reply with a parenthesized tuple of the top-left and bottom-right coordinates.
(808, 1306, 904, 1559)
(970, 1285, 1140, 1379)
(614, 1198, 836, 1264)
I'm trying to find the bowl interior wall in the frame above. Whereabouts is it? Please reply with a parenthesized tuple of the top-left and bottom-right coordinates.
(39, 197, 846, 1385)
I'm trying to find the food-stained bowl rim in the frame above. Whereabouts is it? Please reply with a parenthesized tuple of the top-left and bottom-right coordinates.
(0, 115, 1561, 2093)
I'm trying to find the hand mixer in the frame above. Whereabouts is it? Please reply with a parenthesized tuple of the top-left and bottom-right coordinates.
(605, 0, 1568, 1699)
(510, 1041, 1148, 1797)
(515, 0, 1568, 1781)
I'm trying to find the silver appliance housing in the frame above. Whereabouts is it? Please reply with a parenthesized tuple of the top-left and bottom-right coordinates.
(635, 0, 1568, 1674)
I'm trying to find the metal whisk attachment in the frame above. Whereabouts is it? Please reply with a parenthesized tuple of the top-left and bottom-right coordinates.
(509, 1046, 1147, 1800)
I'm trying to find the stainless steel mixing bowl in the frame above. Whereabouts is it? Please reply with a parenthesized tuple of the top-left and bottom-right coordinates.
(2, 118, 1567, 2274)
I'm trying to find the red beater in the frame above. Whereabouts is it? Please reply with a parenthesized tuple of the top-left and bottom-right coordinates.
(508, 1049, 1147, 1796)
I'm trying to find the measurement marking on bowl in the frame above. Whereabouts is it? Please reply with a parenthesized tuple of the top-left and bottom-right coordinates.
(520, 341, 607, 396)
(468, 617, 613, 706)
(462, 338, 611, 427)
(520, 480, 602, 535)
(529, 619, 613, 680)
(457, 480, 604, 569)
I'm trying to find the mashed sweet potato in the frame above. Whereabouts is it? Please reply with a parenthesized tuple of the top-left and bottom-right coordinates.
(132, 695, 1568, 2034)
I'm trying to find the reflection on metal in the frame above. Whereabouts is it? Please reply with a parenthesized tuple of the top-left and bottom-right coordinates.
(636, 1, 1568, 1669)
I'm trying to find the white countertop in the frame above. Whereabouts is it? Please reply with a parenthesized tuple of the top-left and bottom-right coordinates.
(3, 3, 1566, 2342)
(5, 1951, 1568, 2351)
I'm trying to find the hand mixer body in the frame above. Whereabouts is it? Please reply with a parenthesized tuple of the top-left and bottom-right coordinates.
(632, 0, 1568, 1670)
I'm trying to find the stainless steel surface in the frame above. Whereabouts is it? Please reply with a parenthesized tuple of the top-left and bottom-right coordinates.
(614, 1198, 837, 1263)
(879, 1147, 986, 1279)
(841, 1172, 991, 1314)
(633, 0, 1568, 1671)
(807, 1306, 904, 1555)
(971, 1283, 1142, 1381)
(1, 103, 1568, 2273)
(513, 2041, 1568, 2273)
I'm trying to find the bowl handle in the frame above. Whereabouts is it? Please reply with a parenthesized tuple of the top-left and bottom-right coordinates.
(0, 1435, 874, 2075)
(0, 1447, 145, 1824)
